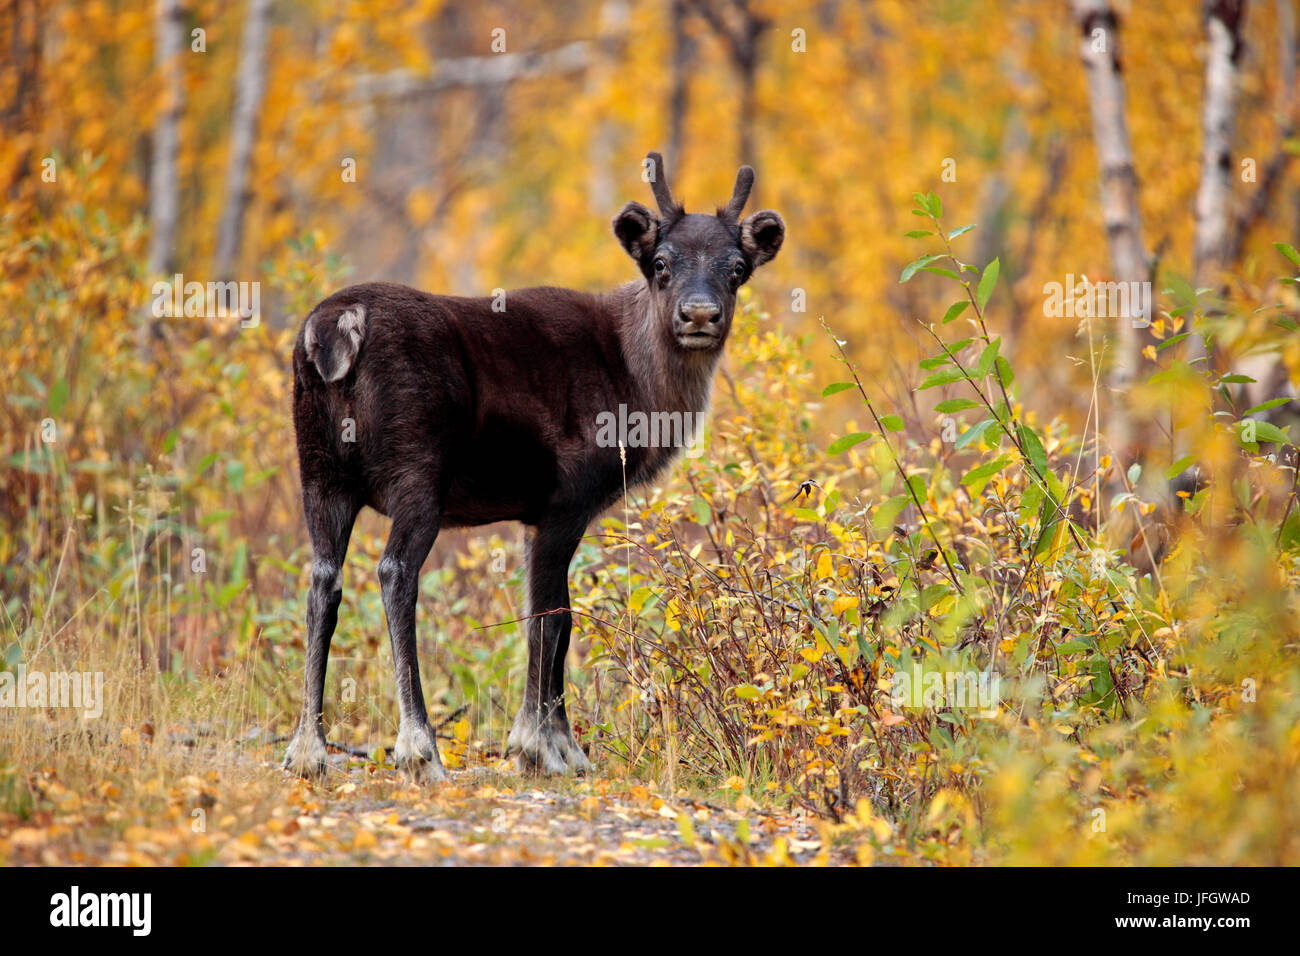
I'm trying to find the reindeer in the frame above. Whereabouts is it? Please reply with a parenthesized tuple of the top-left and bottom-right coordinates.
(283, 152, 785, 779)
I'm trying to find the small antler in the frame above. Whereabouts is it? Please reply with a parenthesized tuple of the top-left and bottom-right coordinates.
(722, 165, 755, 223)
(645, 151, 680, 218)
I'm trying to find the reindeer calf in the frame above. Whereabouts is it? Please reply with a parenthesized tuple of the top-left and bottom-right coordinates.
(283, 153, 785, 779)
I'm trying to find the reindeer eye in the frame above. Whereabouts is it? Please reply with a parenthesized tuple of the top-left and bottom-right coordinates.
(731, 261, 747, 280)
(653, 257, 669, 276)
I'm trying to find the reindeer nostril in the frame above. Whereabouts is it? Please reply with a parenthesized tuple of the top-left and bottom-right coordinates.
(680, 299, 721, 326)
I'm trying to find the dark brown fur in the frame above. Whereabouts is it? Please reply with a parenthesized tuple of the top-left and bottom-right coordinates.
(283, 153, 784, 778)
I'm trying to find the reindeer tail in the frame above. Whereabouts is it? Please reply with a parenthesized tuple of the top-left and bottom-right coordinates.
(304, 303, 367, 383)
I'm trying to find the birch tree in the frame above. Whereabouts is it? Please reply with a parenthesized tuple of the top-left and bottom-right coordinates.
(214, 0, 273, 281)
(148, 0, 185, 278)
(1193, 0, 1248, 286)
(1072, 0, 1150, 459)
(1225, 0, 1295, 264)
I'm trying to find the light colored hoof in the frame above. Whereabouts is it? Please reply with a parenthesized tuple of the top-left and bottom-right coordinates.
(394, 719, 449, 784)
(507, 711, 592, 776)
(283, 729, 329, 779)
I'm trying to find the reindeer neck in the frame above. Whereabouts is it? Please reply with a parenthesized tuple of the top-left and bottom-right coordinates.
(612, 282, 720, 417)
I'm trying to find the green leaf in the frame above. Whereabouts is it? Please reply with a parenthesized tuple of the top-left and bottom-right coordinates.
(935, 398, 980, 413)
(975, 337, 1002, 379)
(199, 509, 234, 528)
(921, 266, 961, 281)
(1055, 640, 1092, 655)
(961, 454, 1013, 495)
(70, 459, 112, 474)
(947, 224, 975, 240)
(1017, 423, 1048, 477)
(900, 254, 942, 283)
(1252, 420, 1291, 444)
(941, 301, 969, 325)
(215, 580, 247, 608)
(48, 378, 69, 417)
(917, 367, 968, 390)
(691, 497, 711, 525)
(1276, 242, 1300, 269)
(1156, 332, 1191, 351)
(1045, 467, 1067, 503)
(1166, 454, 1197, 480)
(975, 257, 1000, 311)
(1245, 397, 1293, 416)
(828, 432, 872, 455)
(880, 414, 905, 432)
(904, 230, 933, 239)
(1033, 519, 1063, 559)
(5, 450, 50, 474)
(822, 382, 855, 397)
(1164, 275, 1198, 312)
(955, 418, 996, 450)
(873, 494, 911, 532)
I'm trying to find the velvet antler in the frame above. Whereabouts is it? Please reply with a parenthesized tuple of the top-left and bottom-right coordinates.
(645, 151, 682, 219)
(721, 165, 755, 224)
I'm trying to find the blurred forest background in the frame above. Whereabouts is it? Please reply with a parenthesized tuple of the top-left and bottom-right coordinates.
(2, 0, 1299, 866)
(5, 0, 1298, 380)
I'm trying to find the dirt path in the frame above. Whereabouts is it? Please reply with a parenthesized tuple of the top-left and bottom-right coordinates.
(3, 742, 850, 867)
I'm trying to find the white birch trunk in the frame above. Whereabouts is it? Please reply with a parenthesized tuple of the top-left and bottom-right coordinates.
(214, 0, 273, 280)
(149, 0, 185, 276)
(1072, 0, 1150, 460)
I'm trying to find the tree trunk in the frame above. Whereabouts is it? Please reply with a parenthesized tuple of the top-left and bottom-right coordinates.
(1072, 0, 1150, 460)
(669, 0, 692, 171)
(1225, 0, 1295, 264)
(1194, 0, 1247, 287)
(2, 0, 44, 199)
(214, 0, 273, 281)
(149, 0, 185, 277)
(688, 0, 767, 170)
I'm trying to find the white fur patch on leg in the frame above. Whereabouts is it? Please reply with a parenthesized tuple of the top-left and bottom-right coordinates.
(283, 728, 329, 778)
(394, 718, 449, 784)
(507, 708, 591, 776)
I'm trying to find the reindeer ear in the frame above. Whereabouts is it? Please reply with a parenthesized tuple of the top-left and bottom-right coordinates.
(740, 210, 785, 267)
(613, 201, 659, 265)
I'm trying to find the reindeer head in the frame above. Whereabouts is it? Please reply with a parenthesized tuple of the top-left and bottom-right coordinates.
(613, 152, 784, 353)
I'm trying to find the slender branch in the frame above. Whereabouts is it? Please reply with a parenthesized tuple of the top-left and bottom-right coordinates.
(821, 318, 965, 594)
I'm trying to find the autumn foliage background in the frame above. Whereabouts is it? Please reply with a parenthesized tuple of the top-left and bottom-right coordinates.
(1, 0, 1299, 865)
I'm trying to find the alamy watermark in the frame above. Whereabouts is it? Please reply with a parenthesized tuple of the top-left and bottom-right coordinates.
(1043, 274, 1151, 328)
(595, 404, 706, 458)
(0, 665, 104, 719)
(49, 886, 150, 936)
(891, 664, 999, 717)
(151, 273, 260, 327)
